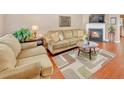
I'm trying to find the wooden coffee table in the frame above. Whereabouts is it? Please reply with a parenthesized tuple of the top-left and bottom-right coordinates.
(77, 41, 98, 60)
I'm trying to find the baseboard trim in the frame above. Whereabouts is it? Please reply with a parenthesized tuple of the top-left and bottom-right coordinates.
(104, 39, 109, 42)
(114, 40, 120, 43)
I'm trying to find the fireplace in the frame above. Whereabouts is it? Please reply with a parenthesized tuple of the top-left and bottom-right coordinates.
(89, 29, 103, 42)
(86, 23, 106, 42)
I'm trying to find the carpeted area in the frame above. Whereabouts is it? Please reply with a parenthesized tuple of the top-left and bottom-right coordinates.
(52, 49, 115, 79)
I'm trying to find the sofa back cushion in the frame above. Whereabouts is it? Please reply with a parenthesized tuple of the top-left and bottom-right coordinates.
(51, 32, 60, 42)
(72, 29, 79, 37)
(44, 31, 61, 43)
(0, 34, 21, 57)
(63, 30, 73, 39)
(0, 44, 16, 72)
(44, 33, 52, 43)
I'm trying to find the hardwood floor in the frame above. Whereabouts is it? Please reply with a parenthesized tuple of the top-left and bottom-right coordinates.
(48, 37, 124, 79)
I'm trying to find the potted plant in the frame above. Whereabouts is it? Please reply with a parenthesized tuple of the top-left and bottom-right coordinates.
(108, 25, 114, 33)
(13, 28, 32, 42)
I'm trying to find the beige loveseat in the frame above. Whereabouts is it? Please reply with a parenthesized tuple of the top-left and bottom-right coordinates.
(0, 34, 53, 79)
(44, 29, 85, 54)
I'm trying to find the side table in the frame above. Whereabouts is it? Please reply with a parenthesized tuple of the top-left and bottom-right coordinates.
(23, 37, 44, 46)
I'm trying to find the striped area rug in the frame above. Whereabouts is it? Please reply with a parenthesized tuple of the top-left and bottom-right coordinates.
(52, 49, 115, 79)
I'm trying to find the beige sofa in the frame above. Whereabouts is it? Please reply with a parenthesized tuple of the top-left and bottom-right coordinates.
(44, 29, 85, 54)
(0, 34, 53, 79)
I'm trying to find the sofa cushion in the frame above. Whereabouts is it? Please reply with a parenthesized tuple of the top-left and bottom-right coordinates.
(18, 46, 47, 59)
(67, 38, 79, 45)
(72, 30, 78, 37)
(21, 42, 37, 50)
(0, 44, 16, 72)
(0, 34, 21, 57)
(63, 30, 73, 39)
(52, 40, 70, 49)
(78, 37, 84, 41)
(51, 32, 60, 42)
(17, 54, 53, 77)
(44, 33, 52, 43)
(78, 30, 84, 37)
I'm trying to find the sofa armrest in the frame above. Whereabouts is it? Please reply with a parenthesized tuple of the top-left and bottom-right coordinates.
(0, 62, 41, 79)
(43, 38, 54, 49)
(21, 42, 37, 50)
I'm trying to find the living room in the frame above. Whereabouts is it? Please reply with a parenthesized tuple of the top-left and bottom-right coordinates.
(0, 14, 123, 79)
(1, 0, 124, 93)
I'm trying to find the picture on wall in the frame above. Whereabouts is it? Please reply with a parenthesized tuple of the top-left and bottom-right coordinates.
(59, 16, 71, 27)
(110, 17, 117, 25)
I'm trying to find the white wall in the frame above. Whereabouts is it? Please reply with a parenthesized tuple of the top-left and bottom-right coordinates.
(82, 14, 89, 31)
(4, 14, 82, 34)
(0, 15, 4, 36)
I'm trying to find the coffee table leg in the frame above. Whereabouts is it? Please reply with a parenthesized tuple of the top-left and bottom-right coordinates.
(89, 48, 92, 60)
(94, 48, 96, 54)
(78, 48, 80, 56)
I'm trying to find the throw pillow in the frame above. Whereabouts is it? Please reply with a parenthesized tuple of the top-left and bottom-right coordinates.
(51, 32, 60, 42)
(59, 33, 64, 41)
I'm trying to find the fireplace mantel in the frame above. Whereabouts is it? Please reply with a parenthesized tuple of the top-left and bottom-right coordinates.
(86, 23, 106, 41)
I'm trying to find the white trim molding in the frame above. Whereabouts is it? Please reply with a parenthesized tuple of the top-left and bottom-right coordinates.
(114, 40, 120, 43)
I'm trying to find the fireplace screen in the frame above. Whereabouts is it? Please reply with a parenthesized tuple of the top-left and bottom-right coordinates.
(89, 31, 100, 38)
(89, 29, 103, 42)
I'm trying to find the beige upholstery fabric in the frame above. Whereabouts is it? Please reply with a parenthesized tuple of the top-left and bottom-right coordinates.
(72, 30, 78, 37)
(52, 40, 70, 49)
(78, 30, 84, 37)
(0, 34, 53, 79)
(63, 30, 73, 39)
(44, 30, 62, 42)
(59, 32, 64, 41)
(44, 29, 84, 54)
(67, 38, 78, 45)
(0, 34, 21, 57)
(51, 38, 78, 49)
(21, 42, 37, 50)
(40, 54, 53, 76)
(49, 44, 77, 54)
(18, 46, 47, 59)
(78, 37, 83, 41)
(0, 62, 41, 79)
(0, 44, 16, 72)
(44, 34, 52, 43)
(17, 55, 53, 77)
(51, 32, 60, 42)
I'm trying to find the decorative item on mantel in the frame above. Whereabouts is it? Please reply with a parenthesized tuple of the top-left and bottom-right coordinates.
(32, 25, 39, 38)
